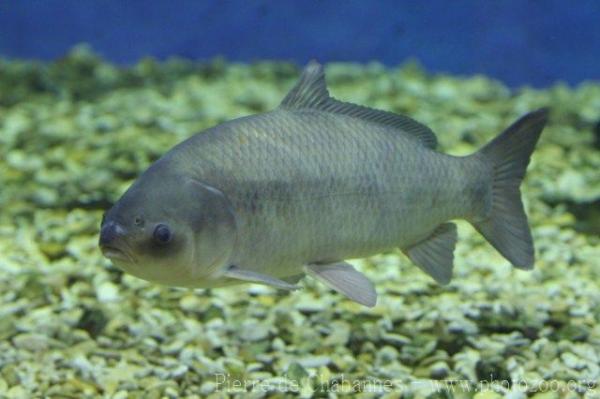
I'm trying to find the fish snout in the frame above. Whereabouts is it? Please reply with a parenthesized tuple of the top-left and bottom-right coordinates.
(99, 220, 126, 246)
(99, 221, 131, 261)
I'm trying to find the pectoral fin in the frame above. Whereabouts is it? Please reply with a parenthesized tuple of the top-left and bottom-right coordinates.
(224, 265, 300, 291)
(281, 274, 305, 284)
(304, 262, 377, 307)
(403, 223, 457, 285)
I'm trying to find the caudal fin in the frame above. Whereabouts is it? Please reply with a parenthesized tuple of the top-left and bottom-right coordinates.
(473, 108, 549, 269)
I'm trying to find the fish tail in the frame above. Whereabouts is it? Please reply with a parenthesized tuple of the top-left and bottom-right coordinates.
(471, 108, 549, 269)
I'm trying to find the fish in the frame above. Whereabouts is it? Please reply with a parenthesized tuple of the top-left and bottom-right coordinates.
(99, 61, 549, 307)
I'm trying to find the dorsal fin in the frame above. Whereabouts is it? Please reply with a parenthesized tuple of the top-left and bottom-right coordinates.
(280, 61, 437, 149)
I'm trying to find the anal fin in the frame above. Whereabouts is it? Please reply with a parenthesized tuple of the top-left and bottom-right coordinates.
(403, 223, 457, 285)
(304, 262, 377, 307)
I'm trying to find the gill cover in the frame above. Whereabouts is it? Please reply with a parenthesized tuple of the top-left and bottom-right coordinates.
(187, 179, 237, 280)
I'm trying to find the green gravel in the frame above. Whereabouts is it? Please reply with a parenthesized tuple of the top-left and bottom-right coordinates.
(0, 45, 599, 398)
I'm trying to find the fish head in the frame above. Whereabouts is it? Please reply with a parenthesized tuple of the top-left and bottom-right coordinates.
(99, 169, 237, 287)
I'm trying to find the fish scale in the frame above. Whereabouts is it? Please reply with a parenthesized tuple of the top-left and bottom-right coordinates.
(180, 109, 480, 278)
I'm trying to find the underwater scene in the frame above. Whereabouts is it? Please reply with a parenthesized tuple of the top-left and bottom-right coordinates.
(1, 2, 600, 399)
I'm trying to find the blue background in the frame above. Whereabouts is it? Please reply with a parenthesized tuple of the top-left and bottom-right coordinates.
(1, 0, 599, 87)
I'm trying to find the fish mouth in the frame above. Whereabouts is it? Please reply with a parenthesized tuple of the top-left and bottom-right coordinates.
(100, 245, 135, 263)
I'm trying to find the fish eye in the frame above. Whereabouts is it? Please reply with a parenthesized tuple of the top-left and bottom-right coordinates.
(134, 216, 145, 227)
(153, 224, 172, 244)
